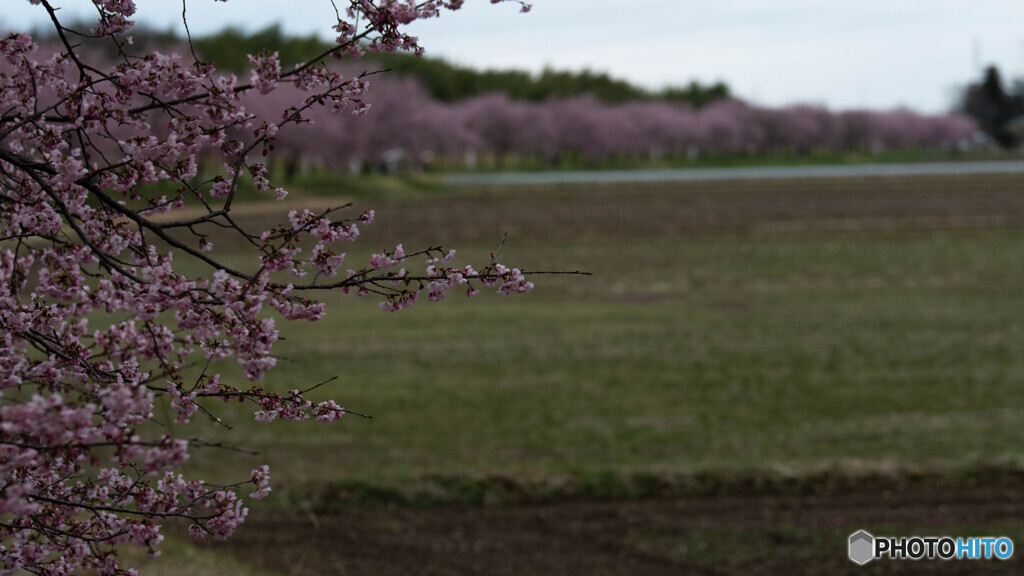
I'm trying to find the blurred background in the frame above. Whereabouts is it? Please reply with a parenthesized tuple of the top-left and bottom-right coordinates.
(6, 1, 1024, 574)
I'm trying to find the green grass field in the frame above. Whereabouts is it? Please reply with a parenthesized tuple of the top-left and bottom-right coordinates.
(170, 175, 1024, 496)
(132, 171, 1024, 574)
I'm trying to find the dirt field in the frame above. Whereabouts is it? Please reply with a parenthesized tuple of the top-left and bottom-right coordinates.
(181, 172, 1024, 248)
(204, 477, 1024, 575)
(356, 173, 1024, 244)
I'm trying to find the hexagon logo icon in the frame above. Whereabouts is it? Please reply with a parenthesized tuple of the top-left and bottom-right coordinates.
(849, 530, 874, 565)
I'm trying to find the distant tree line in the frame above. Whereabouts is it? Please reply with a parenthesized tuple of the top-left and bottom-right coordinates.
(958, 65, 1024, 149)
(237, 74, 976, 175)
(19, 24, 980, 173)
(27, 23, 726, 104)
(186, 25, 732, 106)
(359, 52, 731, 106)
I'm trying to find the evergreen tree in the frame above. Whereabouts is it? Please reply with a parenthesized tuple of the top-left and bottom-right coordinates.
(960, 65, 1020, 148)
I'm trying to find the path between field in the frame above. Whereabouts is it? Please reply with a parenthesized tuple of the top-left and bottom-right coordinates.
(205, 482, 1024, 576)
(444, 160, 1024, 187)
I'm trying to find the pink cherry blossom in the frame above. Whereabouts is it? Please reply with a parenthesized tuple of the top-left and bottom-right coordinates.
(0, 1, 540, 574)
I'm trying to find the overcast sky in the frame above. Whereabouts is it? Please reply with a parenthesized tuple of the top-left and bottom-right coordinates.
(3, 0, 1022, 113)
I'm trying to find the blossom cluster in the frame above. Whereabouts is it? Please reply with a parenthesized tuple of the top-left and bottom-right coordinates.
(254, 85, 979, 173)
(0, 0, 532, 574)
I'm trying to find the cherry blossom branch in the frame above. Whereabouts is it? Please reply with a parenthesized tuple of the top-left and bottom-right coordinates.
(0, 2, 541, 573)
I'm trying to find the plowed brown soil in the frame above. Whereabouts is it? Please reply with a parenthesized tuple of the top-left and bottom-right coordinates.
(203, 480, 1024, 575)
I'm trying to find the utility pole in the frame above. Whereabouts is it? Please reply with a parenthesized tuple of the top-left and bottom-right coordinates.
(972, 36, 982, 77)
(1020, 38, 1024, 80)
